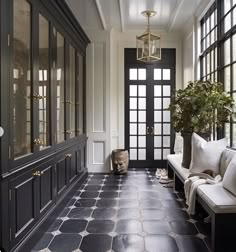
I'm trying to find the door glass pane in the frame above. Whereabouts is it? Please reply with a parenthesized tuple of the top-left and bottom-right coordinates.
(130, 136, 137, 147)
(138, 111, 146, 122)
(69, 45, 76, 138)
(233, 124, 236, 148)
(163, 98, 170, 109)
(138, 69, 146, 80)
(154, 85, 161, 96)
(154, 136, 161, 147)
(138, 149, 146, 160)
(139, 86, 146, 96)
(154, 69, 162, 80)
(130, 149, 137, 160)
(130, 98, 137, 109)
(154, 111, 162, 122)
(56, 32, 65, 143)
(163, 149, 170, 159)
(138, 124, 146, 135)
(154, 124, 162, 135)
(163, 111, 170, 122)
(138, 136, 146, 147)
(154, 98, 162, 109)
(130, 69, 137, 80)
(163, 69, 170, 80)
(130, 123, 137, 135)
(224, 0, 231, 14)
(130, 111, 137, 122)
(39, 14, 50, 149)
(163, 123, 170, 135)
(138, 98, 146, 109)
(130, 85, 137, 96)
(13, 0, 32, 158)
(163, 86, 170, 96)
(163, 136, 170, 147)
(154, 149, 161, 159)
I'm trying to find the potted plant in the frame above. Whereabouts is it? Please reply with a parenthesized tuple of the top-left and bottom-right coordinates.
(169, 80, 234, 168)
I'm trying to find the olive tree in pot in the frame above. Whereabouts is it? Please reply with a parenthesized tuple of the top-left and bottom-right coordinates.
(169, 80, 234, 168)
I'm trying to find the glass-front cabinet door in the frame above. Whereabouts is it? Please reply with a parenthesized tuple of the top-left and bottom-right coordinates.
(10, 0, 84, 168)
(12, 0, 32, 159)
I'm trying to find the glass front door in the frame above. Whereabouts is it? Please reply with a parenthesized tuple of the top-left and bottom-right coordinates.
(125, 49, 176, 168)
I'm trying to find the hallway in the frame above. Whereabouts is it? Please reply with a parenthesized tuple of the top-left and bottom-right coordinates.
(32, 169, 211, 252)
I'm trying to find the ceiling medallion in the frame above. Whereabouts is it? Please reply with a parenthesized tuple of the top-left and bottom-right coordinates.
(136, 10, 161, 63)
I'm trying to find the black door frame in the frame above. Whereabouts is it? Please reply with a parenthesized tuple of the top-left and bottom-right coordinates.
(125, 48, 176, 168)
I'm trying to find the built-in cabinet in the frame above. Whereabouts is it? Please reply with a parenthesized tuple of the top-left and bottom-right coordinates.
(0, 0, 90, 251)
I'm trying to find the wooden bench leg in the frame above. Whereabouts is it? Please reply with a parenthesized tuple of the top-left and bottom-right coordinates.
(174, 174, 183, 191)
(211, 213, 236, 252)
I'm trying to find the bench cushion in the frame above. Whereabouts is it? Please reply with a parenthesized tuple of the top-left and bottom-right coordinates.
(167, 154, 190, 181)
(197, 183, 236, 213)
(220, 148, 236, 177)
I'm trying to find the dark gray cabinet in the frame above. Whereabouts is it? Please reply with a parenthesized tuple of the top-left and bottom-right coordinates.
(0, 0, 90, 251)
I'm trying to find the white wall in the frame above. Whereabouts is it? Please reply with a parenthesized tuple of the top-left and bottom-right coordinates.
(86, 30, 111, 172)
(86, 29, 183, 172)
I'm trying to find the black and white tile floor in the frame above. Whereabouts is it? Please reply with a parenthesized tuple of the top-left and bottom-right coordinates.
(32, 169, 211, 252)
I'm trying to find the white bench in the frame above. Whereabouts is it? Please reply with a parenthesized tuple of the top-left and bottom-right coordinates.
(167, 149, 236, 252)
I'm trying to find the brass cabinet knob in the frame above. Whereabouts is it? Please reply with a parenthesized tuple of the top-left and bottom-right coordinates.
(32, 171, 40, 177)
(33, 138, 44, 145)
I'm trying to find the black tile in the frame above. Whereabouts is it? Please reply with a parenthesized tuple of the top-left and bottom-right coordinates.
(49, 234, 82, 252)
(195, 221, 211, 236)
(32, 233, 53, 251)
(102, 185, 119, 191)
(80, 191, 99, 198)
(140, 199, 162, 209)
(165, 209, 189, 221)
(112, 234, 144, 252)
(116, 220, 142, 234)
(84, 185, 102, 191)
(87, 179, 103, 185)
(120, 185, 138, 191)
(47, 219, 63, 232)
(99, 191, 119, 198)
(92, 208, 117, 220)
(117, 208, 140, 220)
(170, 220, 198, 235)
(86, 220, 115, 233)
(176, 236, 210, 252)
(138, 191, 159, 199)
(74, 199, 96, 207)
(145, 235, 179, 252)
(161, 199, 183, 208)
(66, 198, 76, 207)
(68, 207, 93, 219)
(141, 209, 166, 220)
(143, 220, 171, 234)
(59, 219, 87, 233)
(119, 191, 138, 199)
(80, 234, 112, 252)
(96, 199, 117, 208)
(58, 207, 70, 217)
(119, 199, 139, 208)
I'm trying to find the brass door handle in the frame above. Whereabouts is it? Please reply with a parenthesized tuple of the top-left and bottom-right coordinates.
(66, 130, 73, 135)
(65, 153, 72, 158)
(150, 127, 154, 135)
(33, 139, 44, 145)
(146, 127, 149, 135)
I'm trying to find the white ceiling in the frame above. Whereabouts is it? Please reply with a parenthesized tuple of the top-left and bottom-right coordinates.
(66, 0, 204, 33)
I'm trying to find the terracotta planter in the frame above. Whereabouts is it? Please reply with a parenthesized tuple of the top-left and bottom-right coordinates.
(181, 132, 210, 168)
(111, 149, 129, 175)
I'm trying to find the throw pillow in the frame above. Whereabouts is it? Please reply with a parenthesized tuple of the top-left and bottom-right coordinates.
(223, 157, 236, 196)
(189, 133, 227, 174)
